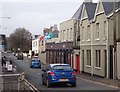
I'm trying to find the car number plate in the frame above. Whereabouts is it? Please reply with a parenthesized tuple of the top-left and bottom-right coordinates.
(59, 79, 68, 81)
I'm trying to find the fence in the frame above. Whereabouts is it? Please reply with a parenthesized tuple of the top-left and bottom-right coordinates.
(0, 72, 25, 91)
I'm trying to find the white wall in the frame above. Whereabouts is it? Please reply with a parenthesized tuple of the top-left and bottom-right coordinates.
(32, 38, 39, 54)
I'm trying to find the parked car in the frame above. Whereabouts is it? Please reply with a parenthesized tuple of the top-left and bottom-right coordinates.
(41, 63, 76, 87)
(30, 58, 41, 68)
(17, 53, 23, 60)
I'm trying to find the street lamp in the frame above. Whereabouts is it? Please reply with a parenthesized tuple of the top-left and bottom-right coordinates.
(0, 17, 10, 19)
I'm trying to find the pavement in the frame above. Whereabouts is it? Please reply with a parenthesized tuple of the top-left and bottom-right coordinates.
(1, 63, 30, 91)
(76, 72, 120, 88)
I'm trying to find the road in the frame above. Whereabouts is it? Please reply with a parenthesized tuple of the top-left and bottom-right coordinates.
(6, 53, 119, 92)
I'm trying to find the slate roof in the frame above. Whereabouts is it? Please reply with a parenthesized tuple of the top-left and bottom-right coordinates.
(52, 30, 59, 38)
(85, 3, 97, 20)
(102, 1, 120, 15)
(72, 2, 97, 20)
(72, 1, 120, 21)
(71, 3, 83, 20)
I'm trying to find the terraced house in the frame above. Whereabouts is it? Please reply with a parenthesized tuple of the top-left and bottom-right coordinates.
(72, 3, 83, 73)
(80, 0, 120, 79)
(43, 0, 120, 79)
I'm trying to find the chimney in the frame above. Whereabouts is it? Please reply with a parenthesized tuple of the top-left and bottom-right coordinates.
(84, 0, 92, 2)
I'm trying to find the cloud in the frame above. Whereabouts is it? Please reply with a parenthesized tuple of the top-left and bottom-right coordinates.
(2, 2, 82, 36)
(1, 0, 82, 3)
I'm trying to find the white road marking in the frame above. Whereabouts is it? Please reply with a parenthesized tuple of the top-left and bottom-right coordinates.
(77, 77, 119, 89)
(25, 79, 39, 91)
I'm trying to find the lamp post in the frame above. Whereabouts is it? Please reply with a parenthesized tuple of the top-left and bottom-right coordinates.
(0, 17, 10, 19)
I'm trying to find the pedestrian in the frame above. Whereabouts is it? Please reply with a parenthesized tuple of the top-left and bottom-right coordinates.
(3, 56, 6, 64)
(1, 57, 4, 66)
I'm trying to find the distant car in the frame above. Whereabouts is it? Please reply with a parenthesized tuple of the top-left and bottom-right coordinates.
(41, 63, 76, 87)
(30, 58, 41, 68)
(17, 53, 23, 60)
(6, 57, 12, 64)
(15, 53, 18, 57)
(7, 50, 11, 53)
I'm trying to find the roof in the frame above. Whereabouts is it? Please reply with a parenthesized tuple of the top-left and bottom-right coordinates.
(72, 3, 83, 20)
(52, 30, 59, 38)
(102, 1, 120, 15)
(50, 63, 70, 67)
(85, 3, 97, 20)
(72, 2, 97, 20)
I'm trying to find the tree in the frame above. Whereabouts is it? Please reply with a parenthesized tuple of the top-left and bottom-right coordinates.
(8, 28, 32, 52)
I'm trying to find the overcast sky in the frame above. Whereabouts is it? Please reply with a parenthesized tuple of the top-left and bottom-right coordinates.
(0, 0, 98, 37)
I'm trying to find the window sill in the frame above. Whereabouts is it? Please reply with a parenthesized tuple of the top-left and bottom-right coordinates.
(86, 65, 91, 68)
(95, 67, 101, 70)
(95, 38, 100, 41)
(87, 39, 90, 42)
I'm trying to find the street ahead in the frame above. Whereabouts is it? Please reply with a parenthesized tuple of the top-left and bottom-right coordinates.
(7, 53, 118, 92)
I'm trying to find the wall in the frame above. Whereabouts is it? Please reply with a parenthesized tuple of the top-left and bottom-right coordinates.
(32, 38, 39, 54)
(39, 52, 46, 64)
(117, 42, 120, 79)
(60, 19, 75, 41)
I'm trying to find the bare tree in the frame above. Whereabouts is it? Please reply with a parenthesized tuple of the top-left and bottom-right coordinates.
(8, 28, 32, 52)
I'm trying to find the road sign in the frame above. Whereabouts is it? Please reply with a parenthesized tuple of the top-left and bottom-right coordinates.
(7, 64, 12, 71)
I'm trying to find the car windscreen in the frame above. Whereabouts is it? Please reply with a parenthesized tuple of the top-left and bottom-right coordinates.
(52, 65, 72, 71)
(32, 60, 40, 62)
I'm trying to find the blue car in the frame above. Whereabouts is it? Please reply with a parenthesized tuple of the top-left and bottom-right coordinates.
(30, 59, 41, 68)
(41, 63, 76, 87)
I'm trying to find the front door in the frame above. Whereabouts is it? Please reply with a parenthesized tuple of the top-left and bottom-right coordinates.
(76, 55, 80, 73)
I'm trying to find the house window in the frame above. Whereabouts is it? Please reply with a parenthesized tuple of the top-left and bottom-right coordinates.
(67, 29, 70, 40)
(81, 27, 84, 41)
(42, 40, 43, 46)
(70, 28, 72, 40)
(96, 50, 101, 67)
(104, 21, 107, 38)
(96, 23, 100, 39)
(63, 30, 65, 40)
(39, 41, 41, 46)
(87, 50, 91, 66)
(82, 50, 84, 66)
(36, 41, 37, 46)
(87, 25, 90, 40)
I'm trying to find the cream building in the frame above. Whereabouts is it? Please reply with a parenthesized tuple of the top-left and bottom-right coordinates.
(80, 1, 120, 78)
(59, 19, 76, 42)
